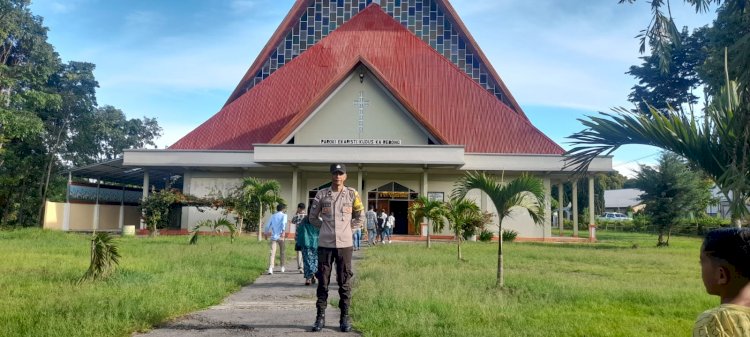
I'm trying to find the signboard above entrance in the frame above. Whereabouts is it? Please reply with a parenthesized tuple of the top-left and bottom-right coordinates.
(320, 139, 402, 145)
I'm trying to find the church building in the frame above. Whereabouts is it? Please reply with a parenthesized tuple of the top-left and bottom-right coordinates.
(55, 0, 612, 241)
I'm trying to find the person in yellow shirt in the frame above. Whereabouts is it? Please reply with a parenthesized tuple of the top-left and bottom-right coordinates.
(693, 227, 750, 337)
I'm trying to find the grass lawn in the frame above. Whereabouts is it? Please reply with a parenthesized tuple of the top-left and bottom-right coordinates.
(0, 228, 282, 337)
(1, 229, 717, 337)
(352, 232, 716, 337)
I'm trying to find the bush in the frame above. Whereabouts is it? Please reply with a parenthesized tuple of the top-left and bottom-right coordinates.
(501, 229, 518, 242)
(478, 229, 494, 242)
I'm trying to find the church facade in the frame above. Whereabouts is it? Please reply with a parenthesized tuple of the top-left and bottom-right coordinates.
(119, 0, 611, 240)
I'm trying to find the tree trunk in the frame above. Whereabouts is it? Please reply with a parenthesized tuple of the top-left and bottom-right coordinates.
(496, 223, 505, 288)
(37, 124, 65, 227)
(238, 216, 244, 234)
(257, 202, 263, 242)
(657, 229, 668, 247)
(457, 237, 463, 261)
(426, 220, 431, 248)
(37, 154, 56, 226)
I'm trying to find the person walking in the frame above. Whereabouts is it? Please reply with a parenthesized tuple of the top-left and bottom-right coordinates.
(385, 212, 395, 244)
(264, 203, 287, 275)
(296, 204, 319, 286)
(366, 206, 377, 246)
(352, 220, 362, 251)
(308, 163, 364, 332)
(378, 209, 387, 244)
(291, 203, 307, 274)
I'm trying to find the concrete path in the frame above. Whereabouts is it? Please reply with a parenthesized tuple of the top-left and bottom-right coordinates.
(134, 250, 364, 337)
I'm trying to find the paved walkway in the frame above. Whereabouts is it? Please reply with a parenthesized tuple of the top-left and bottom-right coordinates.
(134, 250, 364, 337)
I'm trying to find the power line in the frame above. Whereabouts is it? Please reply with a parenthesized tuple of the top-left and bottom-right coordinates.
(613, 152, 660, 167)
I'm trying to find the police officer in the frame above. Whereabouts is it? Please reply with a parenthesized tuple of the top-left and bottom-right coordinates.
(309, 163, 364, 332)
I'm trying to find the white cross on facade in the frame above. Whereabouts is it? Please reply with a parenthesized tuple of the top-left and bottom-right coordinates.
(353, 91, 369, 139)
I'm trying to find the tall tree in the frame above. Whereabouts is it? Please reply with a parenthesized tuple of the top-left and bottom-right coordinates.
(408, 195, 447, 249)
(453, 172, 545, 288)
(626, 27, 706, 115)
(619, 1, 748, 82)
(633, 152, 711, 246)
(65, 105, 162, 166)
(0, 1, 162, 227)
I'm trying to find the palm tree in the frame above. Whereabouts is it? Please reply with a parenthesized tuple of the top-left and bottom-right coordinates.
(241, 177, 284, 241)
(453, 172, 546, 288)
(565, 80, 749, 227)
(444, 197, 484, 260)
(409, 195, 447, 248)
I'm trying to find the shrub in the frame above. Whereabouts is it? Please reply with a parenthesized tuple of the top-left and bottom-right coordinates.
(501, 229, 518, 242)
(478, 229, 494, 242)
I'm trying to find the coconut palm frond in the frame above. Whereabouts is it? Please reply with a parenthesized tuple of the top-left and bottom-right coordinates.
(453, 172, 546, 288)
(565, 80, 750, 222)
(215, 218, 237, 243)
(189, 223, 206, 245)
(409, 195, 447, 248)
(454, 172, 545, 224)
(78, 232, 120, 284)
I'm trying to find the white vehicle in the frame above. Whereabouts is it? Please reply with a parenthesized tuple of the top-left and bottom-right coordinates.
(598, 212, 632, 221)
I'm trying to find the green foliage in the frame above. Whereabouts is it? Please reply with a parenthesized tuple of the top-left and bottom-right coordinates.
(140, 189, 182, 235)
(453, 171, 546, 287)
(633, 152, 712, 246)
(444, 197, 491, 259)
(501, 229, 518, 242)
(0, 2, 162, 228)
(78, 232, 120, 283)
(0, 229, 273, 337)
(240, 177, 284, 241)
(626, 27, 706, 115)
(566, 80, 749, 224)
(478, 229, 494, 242)
(190, 218, 238, 245)
(409, 195, 447, 248)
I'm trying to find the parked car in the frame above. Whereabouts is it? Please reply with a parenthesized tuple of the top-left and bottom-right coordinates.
(598, 212, 632, 221)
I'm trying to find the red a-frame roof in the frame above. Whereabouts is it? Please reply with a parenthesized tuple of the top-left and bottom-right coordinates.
(170, 5, 563, 155)
(223, 0, 527, 119)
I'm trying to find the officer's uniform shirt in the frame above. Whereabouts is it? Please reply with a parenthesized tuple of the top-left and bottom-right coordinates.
(309, 186, 364, 248)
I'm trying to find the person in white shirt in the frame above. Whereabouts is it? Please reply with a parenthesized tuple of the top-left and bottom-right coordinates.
(264, 203, 287, 275)
(385, 212, 395, 243)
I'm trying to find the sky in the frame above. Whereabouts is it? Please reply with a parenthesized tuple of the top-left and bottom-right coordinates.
(28, 0, 716, 177)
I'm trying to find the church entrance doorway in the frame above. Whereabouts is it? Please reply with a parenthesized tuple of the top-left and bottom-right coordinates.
(367, 182, 419, 235)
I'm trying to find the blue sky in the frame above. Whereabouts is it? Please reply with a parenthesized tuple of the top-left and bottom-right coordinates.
(29, 0, 714, 177)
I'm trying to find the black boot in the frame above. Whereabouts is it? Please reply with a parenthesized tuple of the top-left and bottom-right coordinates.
(339, 307, 352, 332)
(311, 308, 325, 332)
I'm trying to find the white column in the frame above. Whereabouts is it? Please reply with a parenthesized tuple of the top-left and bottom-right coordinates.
(118, 186, 125, 230)
(63, 172, 71, 231)
(543, 177, 552, 239)
(140, 170, 150, 230)
(93, 180, 100, 231)
(356, 166, 363, 198)
(558, 182, 564, 236)
(291, 167, 299, 210)
(588, 176, 596, 242)
(181, 172, 191, 230)
(572, 180, 579, 237)
(421, 168, 429, 236)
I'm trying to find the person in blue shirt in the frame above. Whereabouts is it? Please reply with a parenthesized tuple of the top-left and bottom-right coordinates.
(264, 203, 287, 275)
